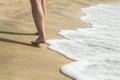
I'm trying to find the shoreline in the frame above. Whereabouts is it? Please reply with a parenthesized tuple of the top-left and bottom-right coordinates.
(0, 0, 120, 80)
(46, 0, 120, 80)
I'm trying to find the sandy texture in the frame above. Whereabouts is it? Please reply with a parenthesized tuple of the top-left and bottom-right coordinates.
(0, 0, 120, 80)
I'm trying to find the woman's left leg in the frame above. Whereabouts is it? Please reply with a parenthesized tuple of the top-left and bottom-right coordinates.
(41, 0, 46, 17)
(35, 0, 46, 35)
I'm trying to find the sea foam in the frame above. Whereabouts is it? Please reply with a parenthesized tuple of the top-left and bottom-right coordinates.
(47, 3, 120, 80)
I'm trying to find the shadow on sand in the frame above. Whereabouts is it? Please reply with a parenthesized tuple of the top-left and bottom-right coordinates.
(0, 38, 32, 46)
(0, 31, 40, 47)
(0, 30, 37, 36)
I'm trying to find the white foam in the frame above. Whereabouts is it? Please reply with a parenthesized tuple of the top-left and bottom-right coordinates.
(47, 3, 120, 80)
(61, 54, 120, 80)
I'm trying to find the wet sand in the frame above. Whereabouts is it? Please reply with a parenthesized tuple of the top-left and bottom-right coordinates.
(0, 0, 120, 80)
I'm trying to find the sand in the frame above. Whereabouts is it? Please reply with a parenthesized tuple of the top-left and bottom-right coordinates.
(0, 0, 120, 80)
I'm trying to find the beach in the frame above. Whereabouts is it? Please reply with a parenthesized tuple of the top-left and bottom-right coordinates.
(0, 0, 120, 80)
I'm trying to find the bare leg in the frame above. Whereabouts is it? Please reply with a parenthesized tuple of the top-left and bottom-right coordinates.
(41, 0, 46, 17)
(35, 0, 46, 35)
(30, 0, 46, 43)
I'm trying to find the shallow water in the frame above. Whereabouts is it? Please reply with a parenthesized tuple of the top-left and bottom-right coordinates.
(47, 3, 120, 80)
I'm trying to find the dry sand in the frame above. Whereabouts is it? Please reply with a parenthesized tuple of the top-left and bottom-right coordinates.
(0, 0, 120, 80)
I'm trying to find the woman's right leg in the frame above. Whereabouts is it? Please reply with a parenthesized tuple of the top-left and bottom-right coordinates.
(30, 0, 46, 43)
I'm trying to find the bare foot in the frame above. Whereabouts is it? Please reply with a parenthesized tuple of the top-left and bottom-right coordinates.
(31, 37, 45, 47)
(32, 36, 46, 43)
